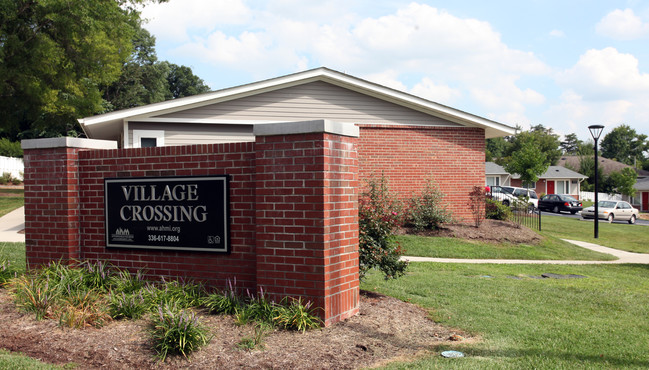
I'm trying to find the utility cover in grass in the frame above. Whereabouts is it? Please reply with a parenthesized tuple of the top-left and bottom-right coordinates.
(541, 273, 587, 279)
(441, 350, 465, 358)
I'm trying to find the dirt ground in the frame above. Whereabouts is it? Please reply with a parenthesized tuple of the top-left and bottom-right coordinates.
(0, 289, 472, 369)
(399, 219, 542, 245)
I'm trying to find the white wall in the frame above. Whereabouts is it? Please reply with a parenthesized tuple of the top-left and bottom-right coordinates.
(0, 156, 24, 180)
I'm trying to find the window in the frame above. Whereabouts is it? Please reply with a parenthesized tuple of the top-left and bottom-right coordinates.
(522, 181, 536, 189)
(133, 130, 165, 148)
(486, 176, 500, 186)
(556, 180, 570, 194)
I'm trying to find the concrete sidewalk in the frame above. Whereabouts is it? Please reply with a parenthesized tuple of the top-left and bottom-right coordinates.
(402, 239, 649, 264)
(0, 206, 25, 243)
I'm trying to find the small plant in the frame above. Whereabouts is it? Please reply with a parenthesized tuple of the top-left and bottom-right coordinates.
(485, 198, 512, 220)
(468, 185, 487, 227)
(0, 256, 13, 287)
(202, 278, 242, 315)
(359, 176, 408, 281)
(143, 277, 204, 310)
(80, 260, 113, 291)
(237, 322, 271, 350)
(273, 297, 322, 333)
(150, 303, 212, 361)
(109, 291, 148, 320)
(0, 172, 12, 185)
(10, 275, 58, 320)
(407, 179, 453, 231)
(57, 289, 111, 328)
(109, 268, 147, 294)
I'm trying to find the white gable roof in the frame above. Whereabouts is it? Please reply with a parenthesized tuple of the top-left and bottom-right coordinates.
(79, 67, 516, 140)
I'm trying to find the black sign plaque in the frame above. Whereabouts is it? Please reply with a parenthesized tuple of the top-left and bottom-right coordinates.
(104, 176, 230, 253)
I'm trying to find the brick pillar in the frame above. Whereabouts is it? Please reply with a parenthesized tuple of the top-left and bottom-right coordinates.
(21, 138, 117, 268)
(254, 120, 360, 326)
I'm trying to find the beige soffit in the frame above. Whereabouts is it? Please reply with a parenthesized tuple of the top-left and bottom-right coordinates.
(79, 67, 516, 139)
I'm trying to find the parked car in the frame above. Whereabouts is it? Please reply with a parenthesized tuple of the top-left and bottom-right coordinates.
(490, 186, 539, 209)
(538, 194, 583, 214)
(581, 200, 639, 224)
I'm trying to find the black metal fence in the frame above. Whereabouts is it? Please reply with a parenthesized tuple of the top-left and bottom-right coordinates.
(488, 192, 541, 231)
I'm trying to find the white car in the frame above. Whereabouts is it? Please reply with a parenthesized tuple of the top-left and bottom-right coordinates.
(490, 186, 539, 209)
(581, 200, 639, 224)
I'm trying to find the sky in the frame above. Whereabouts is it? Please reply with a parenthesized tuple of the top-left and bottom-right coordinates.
(140, 0, 649, 142)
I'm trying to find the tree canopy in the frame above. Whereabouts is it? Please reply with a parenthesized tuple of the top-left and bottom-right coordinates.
(503, 140, 549, 186)
(600, 124, 649, 166)
(0, 0, 209, 142)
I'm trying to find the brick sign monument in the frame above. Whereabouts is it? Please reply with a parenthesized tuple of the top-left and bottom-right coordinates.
(22, 120, 360, 326)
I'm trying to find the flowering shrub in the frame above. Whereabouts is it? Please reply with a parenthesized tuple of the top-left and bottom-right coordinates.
(359, 176, 408, 281)
(406, 180, 453, 231)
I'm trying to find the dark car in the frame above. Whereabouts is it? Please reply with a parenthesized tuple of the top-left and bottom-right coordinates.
(538, 194, 583, 214)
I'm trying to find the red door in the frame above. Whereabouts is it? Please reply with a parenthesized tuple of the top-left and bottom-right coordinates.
(643, 192, 648, 211)
(547, 181, 555, 195)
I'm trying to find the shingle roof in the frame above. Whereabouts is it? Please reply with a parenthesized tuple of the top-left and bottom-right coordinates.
(635, 177, 649, 191)
(538, 166, 587, 180)
(485, 162, 508, 175)
(556, 155, 649, 178)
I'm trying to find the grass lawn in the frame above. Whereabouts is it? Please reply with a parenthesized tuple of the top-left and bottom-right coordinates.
(397, 234, 616, 261)
(540, 215, 649, 254)
(1, 242, 26, 274)
(363, 263, 649, 369)
(0, 189, 24, 218)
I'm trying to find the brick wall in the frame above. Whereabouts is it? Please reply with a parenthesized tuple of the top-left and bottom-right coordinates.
(357, 125, 486, 221)
(22, 124, 360, 326)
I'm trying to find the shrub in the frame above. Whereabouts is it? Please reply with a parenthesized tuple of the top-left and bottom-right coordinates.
(201, 278, 242, 315)
(143, 278, 204, 310)
(109, 268, 147, 294)
(0, 256, 13, 287)
(10, 275, 59, 320)
(468, 185, 487, 227)
(485, 198, 512, 220)
(237, 322, 271, 350)
(150, 303, 212, 361)
(272, 297, 322, 333)
(0, 138, 23, 158)
(109, 291, 148, 320)
(359, 176, 408, 281)
(406, 180, 453, 231)
(0, 172, 11, 185)
(57, 289, 111, 328)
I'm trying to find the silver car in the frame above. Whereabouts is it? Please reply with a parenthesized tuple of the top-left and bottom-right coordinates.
(581, 200, 639, 224)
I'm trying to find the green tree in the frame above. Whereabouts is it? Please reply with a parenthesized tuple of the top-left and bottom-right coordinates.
(560, 133, 582, 155)
(600, 124, 649, 166)
(605, 168, 637, 197)
(506, 125, 561, 165)
(485, 136, 511, 163)
(102, 29, 210, 112)
(0, 0, 166, 140)
(165, 62, 210, 99)
(578, 155, 604, 192)
(503, 141, 549, 186)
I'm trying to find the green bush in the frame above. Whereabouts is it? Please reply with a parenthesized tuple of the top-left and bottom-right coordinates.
(485, 198, 512, 220)
(0, 138, 22, 158)
(406, 180, 453, 231)
(109, 292, 148, 320)
(150, 303, 212, 361)
(0, 172, 12, 185)
(272, 297, 322, 333)
(359, 176, 408, 281)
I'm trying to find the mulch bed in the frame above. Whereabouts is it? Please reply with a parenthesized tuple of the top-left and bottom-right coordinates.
(0, 289, 470, 369)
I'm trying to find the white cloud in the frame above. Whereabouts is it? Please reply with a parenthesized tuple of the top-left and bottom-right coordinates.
(140, 0, 251, 42)
(144, 1, 553, 127)
(596, 8, 649, 40)
(558, 47, 649, 100)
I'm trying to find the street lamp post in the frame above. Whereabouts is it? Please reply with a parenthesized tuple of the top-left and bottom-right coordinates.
(588, 125, 604, 239)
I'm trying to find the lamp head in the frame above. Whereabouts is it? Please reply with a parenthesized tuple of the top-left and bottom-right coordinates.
(588, 125, 605, 141)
